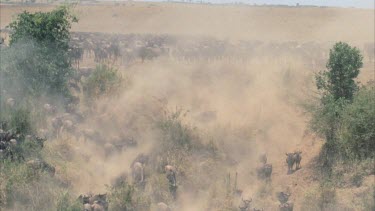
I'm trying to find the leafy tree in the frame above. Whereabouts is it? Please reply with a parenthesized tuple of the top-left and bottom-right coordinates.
(311, 42, 365, 171)
(2, 6, 77, 97)
(316, 42, 363, 101)
(339, 82, 375, 159)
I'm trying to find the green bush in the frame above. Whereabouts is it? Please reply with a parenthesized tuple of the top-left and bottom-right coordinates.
(108, 182, 150, 211)
(158, 108, 196, 148)
(339, 83, 375, 160)
(2, 6, 78, 98)
(309, 42, 372, 174)
(83, 64, 122, 100)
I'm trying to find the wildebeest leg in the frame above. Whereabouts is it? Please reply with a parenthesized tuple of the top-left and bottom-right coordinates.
(140, 166, 144, 182)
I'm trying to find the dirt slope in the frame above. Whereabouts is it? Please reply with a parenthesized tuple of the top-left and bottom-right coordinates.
(0, 2, 373, 210)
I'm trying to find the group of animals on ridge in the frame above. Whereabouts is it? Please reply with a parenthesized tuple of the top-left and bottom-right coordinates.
(2, 93, 304, 210)
(2, 30, 374, 69)
(0, 28, 319, 211)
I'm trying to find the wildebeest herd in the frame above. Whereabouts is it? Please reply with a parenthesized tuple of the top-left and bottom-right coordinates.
(64, 32, 374, 69)
(3, 28, 369, 210)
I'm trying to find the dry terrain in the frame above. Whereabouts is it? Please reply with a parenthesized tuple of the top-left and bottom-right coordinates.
(0, 2, 374, 211)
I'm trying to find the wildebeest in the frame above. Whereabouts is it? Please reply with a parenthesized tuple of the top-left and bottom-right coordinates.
(286, 153, 295, 174)
(165, 165, 177, 198)
(259, 153, 267, 164)
(277, 192, 290, 204)
(156, 202, 171, 211)
(43, 103, 56, 114)
(257, 163, 272, 181)
(79, 193, 108, 211)
(132, 162, 144, 183)
(164, 165, 177, 186)
(239, 198, 252, 211)
(294, 151, 302, 169)
(91, 201, 105, 211)
(6, 98, 15, 107)
(132, 153, 149, 166)
(111, 172, 128, 187)
(83, 203, 92, 211)
(279, 202, 293, 211)
(286, 152, 302, 173)
(26, 158, 55, 176)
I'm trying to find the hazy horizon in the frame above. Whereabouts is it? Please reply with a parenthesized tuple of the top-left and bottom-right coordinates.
(134, 0, 374, 9)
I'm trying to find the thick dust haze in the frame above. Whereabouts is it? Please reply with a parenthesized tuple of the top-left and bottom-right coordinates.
(0, 2, 374, 211)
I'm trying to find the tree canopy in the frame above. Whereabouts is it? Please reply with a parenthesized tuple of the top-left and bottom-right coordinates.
(2, 6, 77, 97)
(316, 42, 363, 101)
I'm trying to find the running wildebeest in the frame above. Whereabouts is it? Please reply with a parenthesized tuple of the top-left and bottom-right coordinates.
(156, 202, 171, 211)
(286, 151, 302, 173)
(279, 202, 294, 211)
(277, 192, 290, 204)
(132, 162, 144, 184)
(6, 98, 15, 107)
(257, 163, 272, 181)
(239, 198, 252, 211)
(294, 151, 302, 169)
(79, 193, 108, 211)
(286, 153, 295, 173)
(259, 153, 267, 164)
(277, 192, 293, 211)
(165, 165, 177, 198)
(43, 103, 56, 114)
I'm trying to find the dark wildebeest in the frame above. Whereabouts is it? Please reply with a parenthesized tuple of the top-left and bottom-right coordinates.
(165, 165, 177, 198)
(294, 151, 302, 169)
(286, 153, 295, 174)
(277, 192, 290, 204)
(257, 164, 272, 181)
(239, 198, 252, 211)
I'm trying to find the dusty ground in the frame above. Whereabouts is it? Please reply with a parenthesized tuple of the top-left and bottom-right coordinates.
(1, 2, 374, 210)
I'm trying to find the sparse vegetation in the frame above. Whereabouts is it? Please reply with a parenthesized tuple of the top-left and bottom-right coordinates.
(82, 64, 122, 101)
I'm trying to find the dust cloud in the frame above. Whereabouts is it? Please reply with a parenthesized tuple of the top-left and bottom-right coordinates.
(1, 2, 373, 210)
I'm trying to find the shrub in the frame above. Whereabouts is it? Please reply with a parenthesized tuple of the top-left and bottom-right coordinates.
(3, 6, 78, 98)
(56, 191, 81, 211)
(108, 182, 150, 211)
(83, 64, 122, 101)
(339, 83, 375, 160)
(158, 108, 196, 148)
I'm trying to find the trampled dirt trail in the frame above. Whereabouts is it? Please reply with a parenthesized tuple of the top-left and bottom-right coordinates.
(269, 133, 324, 209)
